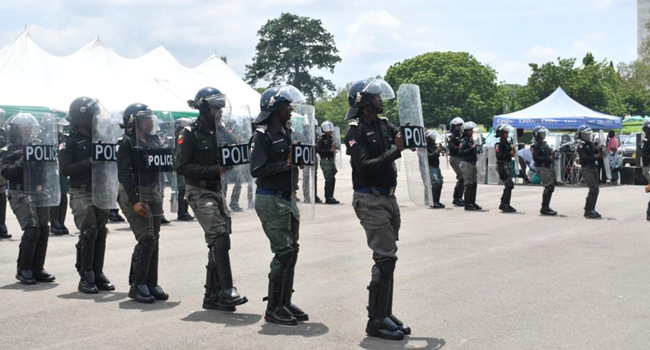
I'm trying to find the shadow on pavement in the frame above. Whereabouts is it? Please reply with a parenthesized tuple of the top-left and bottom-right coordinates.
(58, 291, 128, 303)
(182, 311, 262, 327)
(360, 336, 445, 350)
(118, 300, 181, 311)
(1, 282, 59, 292)
(258, 322, 329, 338)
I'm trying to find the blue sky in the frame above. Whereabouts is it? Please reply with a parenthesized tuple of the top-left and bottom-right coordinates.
(0, 0, 637, 91)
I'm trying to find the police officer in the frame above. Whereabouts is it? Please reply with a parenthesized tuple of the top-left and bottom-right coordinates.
(344, 78, 410, 340)
(640, 120, 650, 221)
(577, 125, 601, 219)
(448, 117, 465, 206)
(531, 126, 557, 216)
(59, 97, 115, 294)
(495, 124, 516, 213)
(316, 121, 339, 204)
(117, 103, 169, 303)
(176, 87, 248, 311)
(425, 130, 445, 209)
(459, 122, 482, 211)
(0, 122, 11, 239)
(1, 113, 56, 284)
(50, 119, 70, 235)
(250, 85, 309, 326)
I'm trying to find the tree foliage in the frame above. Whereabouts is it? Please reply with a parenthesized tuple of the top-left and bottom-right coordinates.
(245, 13, 341, 103)
(383, 52, 501, 128)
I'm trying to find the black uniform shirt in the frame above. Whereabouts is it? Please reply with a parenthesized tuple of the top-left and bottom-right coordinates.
(426, 144, 440, 168)
(447, 130, 462, 157)
(531, 140, 553, 167)
(249, 122, 295, 194)
(175, 118, 222, 183)
(459, 136, 477, 164)
(577, 140, 598, 168)
(117, 132, 163, 205)
(316, 134, 335, 160)
(495, 137, 513, 162)
(344, 115, 401, 190)
(59, 130, 92, 189)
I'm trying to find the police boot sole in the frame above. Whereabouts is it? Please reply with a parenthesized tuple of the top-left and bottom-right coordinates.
(366, 326, 405, 340)
(78, 284, 99, 294)
(218, 296, 248, 308)
(16, 275, 36, 285)
(128, 291, 155, 304)
(292, 313, 309, 322)
(203, 302, 236, 312)
(0, 233, 12, 239)
(151, 293, 169, 301)
(97, 283, 116, 291)
(264, 314, 298, 326)
(34, 275, 56, 283)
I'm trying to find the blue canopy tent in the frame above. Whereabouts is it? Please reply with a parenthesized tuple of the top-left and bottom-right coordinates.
(492, 87, 622, 130)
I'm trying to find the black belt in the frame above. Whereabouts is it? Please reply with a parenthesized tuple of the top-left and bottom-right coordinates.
(355, 187, 395, 196)
(187, 179, 221, 192)
(256, 188, 292, 200)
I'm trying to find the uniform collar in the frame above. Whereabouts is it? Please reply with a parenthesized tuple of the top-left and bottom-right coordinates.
(267, 122, 288, 136)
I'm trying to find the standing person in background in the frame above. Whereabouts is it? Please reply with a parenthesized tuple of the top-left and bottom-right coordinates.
(50, 118, 70, 235)
(576, 125, 601, 219)
(425, 130, 445, 209)
(447, 118, 465, 206)
(316, 121, 339, 204)
(459, 122, 482, 211)
(531, 126, 557, 216)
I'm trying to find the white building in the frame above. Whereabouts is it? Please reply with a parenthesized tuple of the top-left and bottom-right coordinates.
(639, 0, 650, 54)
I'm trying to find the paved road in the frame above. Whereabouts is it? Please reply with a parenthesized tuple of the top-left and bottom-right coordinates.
(1, 162, 649, 350)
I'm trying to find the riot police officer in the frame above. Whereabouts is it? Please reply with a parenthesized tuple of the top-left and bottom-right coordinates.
(59, 97, 115, 294)
(531, 126, 557, 216)
(459, 122, 482, 211)
(117, 103, 169, 303)
(1, 113, 57, 284)
(176, 87, 248, 311)
(577, 125, 601, 219)
(343, 78, 410, 340)
(641, 120, 650, 221)
(448, 117, 465, 206)
(495, 124, 516, 213)
(316, 121, 339, 204)
(425, 130, 445, 209)
(250, 85, 309, 326)
(173, 118, 194, 221)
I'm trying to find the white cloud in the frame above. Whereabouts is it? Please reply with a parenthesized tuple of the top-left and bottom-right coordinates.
(524, 46, 560, 61)
(493, 62, 532, 85)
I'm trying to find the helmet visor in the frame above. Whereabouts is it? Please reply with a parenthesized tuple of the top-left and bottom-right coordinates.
(363, 79, 395, 101)
(273, 85, 306, 107)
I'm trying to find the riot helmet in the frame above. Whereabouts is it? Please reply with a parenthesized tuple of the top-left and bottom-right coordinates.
(68, 97, 99, 127)
(256, 85, 306, 124)
(495, 124, 513, 138)
(577, 125, 593, 141)
(188, 87, 231, 122)
(532, 126, 548, 141)
(121, 103, 155, 135)
(462, 121, 477, 136)
(6, 113, 40, 145)
(321, 121, 334, 133)
(643, 120, 650, 134)
(345, 78, 395, 120)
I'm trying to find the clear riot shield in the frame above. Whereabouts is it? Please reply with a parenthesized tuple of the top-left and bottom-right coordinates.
(439, 124, 449, 169)
(511, 128, 522, 178)
(17, 113, 61, 207)
(333, 126, 343, 169)
(397, 84, 433, 207)
(92, 102, 121, 209)
(550, 135, 563, 183)
(134, 110, 176, 216)
(220, 105, 255, 208)
(475, 129, 487, 184)
(291, 105, 316, 220)
(599, 129, 612, 181)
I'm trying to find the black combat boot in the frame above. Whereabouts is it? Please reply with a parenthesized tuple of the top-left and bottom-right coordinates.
(213, 246, 247, 308)
(202, 250, 236, 311)
(431, 185, 445, 209)
(109, 209, 125, 222)
(33, 227, 54, 282)
(147, 241, 169, 300)
(452, 181, 465, 206)
(264, 270, 297, 326)
(540, 189, 557, 216)
(93, 228, 114, 291)
(282, 254, 308, 321)
(387, 277, 411, 335)
(128, 240, 155, 303)
(365, 261, 404, 340)
(78, 270, 99, 294)
(0, 193, 10, 238)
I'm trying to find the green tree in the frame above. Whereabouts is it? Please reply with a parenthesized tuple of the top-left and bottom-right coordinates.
(515, 53, 627, 117)
(617, 23, 650, 116)
(383, 52, 501, 128)
(314, 83, 352, 129)
(245, 13, 341, 103)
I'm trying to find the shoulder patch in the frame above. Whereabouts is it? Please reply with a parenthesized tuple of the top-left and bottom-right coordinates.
(184, 125, 193, 131)
(348, 119, 359, 127)
(255, 125, 268, 134)
(379, 116, 388, 121)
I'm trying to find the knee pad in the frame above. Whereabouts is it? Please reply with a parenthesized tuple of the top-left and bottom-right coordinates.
(211, 234, 231, 255)
(545, 185, 555, 194)
(277, 252, 295, 269)
(375, 259, 396, 278)
(590, 187, 599, 196)
(505, 181, 514, 190)
(24, 227, 39, 241)
(81, 227, 98, 241)
(370, 265, 381, 284)
(139, 235, 157, 253)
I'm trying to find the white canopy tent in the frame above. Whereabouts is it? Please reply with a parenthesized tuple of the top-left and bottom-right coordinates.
(493, 87, 622, 130)
(0, 31, 260, 116)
